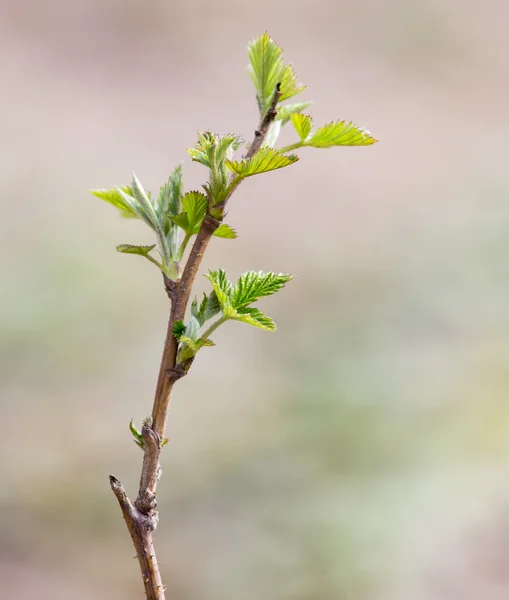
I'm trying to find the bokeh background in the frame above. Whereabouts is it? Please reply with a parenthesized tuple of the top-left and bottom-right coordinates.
(1, 1, 509, 598)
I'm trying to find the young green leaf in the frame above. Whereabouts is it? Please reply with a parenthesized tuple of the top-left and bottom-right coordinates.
(263, 120, 282, 149)
(226, 147, 298, 177)
(90, 187, 139, 219)
(116, 244, 161, 268)
(215, 134, 244, 165)
(279, 63, 306, 103)
(277, 101, 313, 125)
(232, 306, 277, 331)
(307, 121, 378, 148)
(231, 271, 293, 308)
(116, 244, 156, 256)
(248, 32, 284, 114)
(205, 270, 233, 307)
(183, 314, 201, 343)
(202, 292, 221, 322)
(177, 191, 208, 234)
(129, 419, 145, 449)
(247, 33, 305, 115)
(191, 294, 207, 325)
(188, 293, 222, 338)
(290, 113, 313, 141)
(213, 223, 237, 239)
(130, 173, 159, 228)
(157, 164, 183, 220)
(186, 131, 216, 168)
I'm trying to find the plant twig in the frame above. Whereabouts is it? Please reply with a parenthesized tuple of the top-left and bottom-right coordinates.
(110, 86, 281, 600)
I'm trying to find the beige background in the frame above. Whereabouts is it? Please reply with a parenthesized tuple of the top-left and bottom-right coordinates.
(1, 1, 509, 598)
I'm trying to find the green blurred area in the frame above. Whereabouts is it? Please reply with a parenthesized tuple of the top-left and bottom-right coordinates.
(2, 1, 509, 598)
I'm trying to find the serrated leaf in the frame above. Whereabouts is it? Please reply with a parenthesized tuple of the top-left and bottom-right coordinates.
(205, 270, 233, 307)
(171, 212, 190, 232)
(214, 223, 237, 239)
(247, 33, 305, 115)
(116, 244, 156, 256)
(226, 147, 298, 177)
(130, 173, 159, 228)
(186, 131, 217, 168)
(184, 316, 201, 343)
(202, 291, 221, 322)
(248, 32, 284, 115)
(279, 63, 306, 103)
(191, 294, 207, 323)
(232, 307, 277, 331)
(290, 113, 313, 141)
(182, 191, 208, 233)
(231, 271, 293, 308)
(158, 164, 182, 220)
(191, 292, 221, 327)
(277, 101, 313, 125)
(307, 121, 378, 148)
(215, 134, 244, 165)
(172, 320, 186, 340)
(90, 187, 139, 218)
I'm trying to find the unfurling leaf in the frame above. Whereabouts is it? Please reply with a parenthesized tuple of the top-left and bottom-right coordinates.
(157, 164, 183, 220)
(205, 270, 233, 307)
(130, 173, 159, 229)
(116, 244, 161, 268)
(215, 134, 244, 165)
(172, 191, 208, 235)
(129, 419, 144, 449)
(202, 292, 221, 322)
(90, 187, 139, 219)
(231, 271, 293, 308)
(290, 113, 313, 141)
(187, 131, 216, 167)
(187, 132, 243, 170)
(279, 63, 306, 103)
(226, 147, 298, 177)
(277, 101, 313, 125)
(116, 244, 156, 256)
(247, 32, 305, 115)
(263, 119, 282, 148)
(307, 121, 378, 147)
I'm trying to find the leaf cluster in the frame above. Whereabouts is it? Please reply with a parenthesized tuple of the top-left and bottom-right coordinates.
(172, 270, 293, 363)
(91, 32, 378, 451)
(91, 166, 238, 277)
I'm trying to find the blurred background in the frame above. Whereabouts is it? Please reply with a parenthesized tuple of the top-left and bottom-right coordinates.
(1, 0, 509, 598)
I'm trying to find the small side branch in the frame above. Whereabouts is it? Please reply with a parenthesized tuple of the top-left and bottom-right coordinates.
(110, 476, 164, 600)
